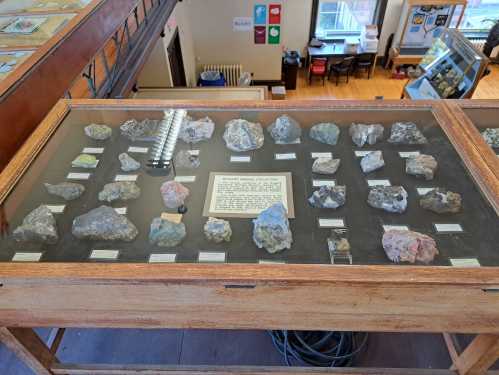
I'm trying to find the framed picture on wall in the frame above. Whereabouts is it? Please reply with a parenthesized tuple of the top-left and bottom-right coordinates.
(268, 25, 280, 44)
(254, 4, 267, 25)
(269, 4, 282, 24)
(254, 25, 266, 44)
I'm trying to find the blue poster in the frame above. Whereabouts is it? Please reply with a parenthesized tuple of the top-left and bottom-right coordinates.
(254, 4, 267, 25)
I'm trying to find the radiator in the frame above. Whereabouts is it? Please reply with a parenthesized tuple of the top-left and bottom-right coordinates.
(203, 64, 243, 86)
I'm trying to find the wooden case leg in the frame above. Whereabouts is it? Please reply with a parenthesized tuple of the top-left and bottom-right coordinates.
(0, 327, 59, 375)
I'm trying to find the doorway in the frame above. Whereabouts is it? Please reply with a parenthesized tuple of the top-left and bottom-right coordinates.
(167, 29, 187, 87)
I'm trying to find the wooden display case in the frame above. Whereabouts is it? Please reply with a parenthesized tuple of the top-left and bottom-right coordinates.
(0, 99, 498, 375)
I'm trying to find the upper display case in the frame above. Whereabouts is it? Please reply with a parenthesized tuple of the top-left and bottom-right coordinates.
(0, 0, 92, 14)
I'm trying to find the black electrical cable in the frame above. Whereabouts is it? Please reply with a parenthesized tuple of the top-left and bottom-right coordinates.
(268, 330, 368, 367)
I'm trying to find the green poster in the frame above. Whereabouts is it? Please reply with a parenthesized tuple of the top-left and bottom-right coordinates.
(268, 25, 280, 44)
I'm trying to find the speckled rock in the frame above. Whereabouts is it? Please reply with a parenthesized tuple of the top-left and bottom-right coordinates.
(71, 154, 98, 169)
(309, 123, 340, 145)
(204, 217, 232, 243)
(98, 181, 140, 202)
(367, 186, 408, 213)
(179, 116, 215, 143)
(119, 153, 140, 172)
(388, 122, 427, 145)
(308, 185, 346, 209)
(44, 182, 85, 201)
(420, 188, 462, 214)
(84, 124, 112, 140)
(349, 123, 384, 147)
(406, 154, 438, 180)
(382, 229, 438, 264)
(72, 206, 138, 241)
(160, 181, 190, 208)
(267, 114, 302, 144)
(174, 150, 200, 169)
(360, 151, 385, 173)
(312, 158, 340, 175)
(149, 217, 186, 247)
(252, 203, 292, 254)
(13, 205, 58, 244)
(223, 119, 264, 152)
(120, 119, 158, 140)
(482, 128, 499, 148)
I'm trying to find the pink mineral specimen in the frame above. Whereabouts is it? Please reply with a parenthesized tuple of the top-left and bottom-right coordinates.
(160, 181, 190, 208)
(382, 229, 438, 264)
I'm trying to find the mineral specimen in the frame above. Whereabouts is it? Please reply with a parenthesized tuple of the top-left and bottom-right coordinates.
(327, 229, 350, 255)
(367, 186, 408, 213)
(84, 124, 112, 140)
(119, 153, 141, 172)
(360, 151, 385, 173)
(72, 206, 138, 241)
(98, 181, 141, 202)
(71, 154, 98, 169)
(174, 150, 200, 169)
(160, 181, 190, 208)
(382, 229, 438, 264)
(13, 205, 58, 244)
(388, 122, 427, 145)
(482, 128, 499, 148)
(349, 123, 384, 147)
(120, 118, 158, 140)
(204, 217, 232, 243)
(149, 217, 186, 247)
(308, 185, 346, 209)
(252, 203, 292, 254)
(309, 123, 340, 145)
(267, 114, 302, 144)
(406, 154, 438, 180)
(420, 188, 462, 214)
(223, 119, 264, 152)
(179, 116, 215, 143)
(44, 182, 85, 201)
(312, 158, 340, 175)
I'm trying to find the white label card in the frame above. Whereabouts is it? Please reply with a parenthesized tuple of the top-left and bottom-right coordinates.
(450, 258, 480, 267)
(230, 155, 251, 163)
(275, 153, 297, 160)
(82, 147, 104, 154)
(175, 176, 196, 183)
(318, 218, 345, 228)
(258, 260, 286, 264)
(383, 225, 409, 232)
(417, 187, 436, 195)
(399, 151, 421, 158)
(90, 250, 119, 260)
(67, 173, 90, 180)
(434, 223, 464, 233)
(128, 146, 148, 153)
(198, 252, 226, 263)
(311, 152, 332, 159)
(114, 207, 127, 215)
(115, 175, 138, 182)
(313, 180, 336, 187)
(149, 253, 177, 263)
(12, 252, 42, 262)
(367, 179, 391, 187)
(355, 150, 376, 157)
(46, 205, 65, 214)
(188, 149, 200, 156)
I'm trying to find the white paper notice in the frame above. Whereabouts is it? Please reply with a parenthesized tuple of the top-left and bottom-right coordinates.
(90, 250, 119, 260)
(367, 179, 391, 187)
(114, 207, 127, 215)
(275, 153, 296, 160)
(149, 253, 177, 263)
(417, 187, 436, 195)
(450, 258, 480, 267)
(198, 252, 226, 263)
(354, 150, 376, 157)
(399, 151, 420, 158)
(313, 180, 336, 187)
(383, 225, 409, 232)
(258, 260, 286, 264)
(115, 175, 138, 182)
(128, 146, 148, 153)
(12, 252, 42, 262)
(189, 149, 200, 156)
(318, 218, 345, 228)
(233, 17, 253, 31)
(311, 152, 332, 159)
(230, 155, 251, 163)
(434, 223, 463, 233)
(82, 147, 104, 154)
(46, 205, 65, 214)
(175, 176, 196, 183)
(67, 172, 90, 180)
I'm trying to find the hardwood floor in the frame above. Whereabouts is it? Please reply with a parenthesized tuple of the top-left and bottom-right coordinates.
(286, 64, 499, 100)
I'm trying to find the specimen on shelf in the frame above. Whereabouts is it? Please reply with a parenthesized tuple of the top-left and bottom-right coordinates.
(174, 150, 200, 169)
(12, 205, 58, 244)
(119, 153, 141, 172)
(308, 185, 346, 209)
(44, 182, 85, 201)
(312, 158, 340, 175)
(84, 124, 112, 140)
(309, 123, 340, 145)
(360, 151, 385, 173)
(382, 229, 438, 264)
(72, 206, 138, 241)
(160, 181, 190, 208)
(204, 217, 232, 243)
(327, 229, 350, 256)
(223, 119, 264, 151)
(98, 181, 141, 202)
(267, 114, 302, 144)
(367, 186, 408, 213)
(120, 118, 158, 140)
(252, 202, 292, 254)
(406, 154, 438, 180)
(149, 217, 186, 247)
(387, 122, 427, 145)
(71, 154, 98, 169)
(482, 128, 499, 148)
(349, 123, 384, 147)
(179, 116, 215, 143)
(420, 188, 462, 214)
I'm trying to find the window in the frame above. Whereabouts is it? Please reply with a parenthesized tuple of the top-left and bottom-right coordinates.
(314, 0, 377, 38)
(457, 0, 499, 33)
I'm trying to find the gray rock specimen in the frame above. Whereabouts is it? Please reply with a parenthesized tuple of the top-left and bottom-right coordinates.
(367, 186, 408, 213)
(44, 182, 85, 201)
(84, 124, 112, 140)
(349, 123, 384, 147)
(204, 217, 232, 243)
(252, 203, 292, 254)
(120, 119, 158, 140)
(406, 154, 438, 180)
(149, 217, 186, 247)
(119, 153, 140, 172)
(98, 181, 140, 202)
(388, 122, 427, 145)
(13, 205, 58, 244)
(160, 181, 190, 208)
(312, 158, 340, 175)
(71, 154, 98, 169)
(174, 150, 200, 169)
(309, 123, 340, 145)
(360, 151, 385, 173)
(420, 188, 462, 214)
(382, 229, 438, 264)
(179, 116, 215, 143)
(482, 128, 499, 148)
(308, 185, 346, 209)
(72, 206, 138, 241)
(267, 114, 302, 144)
(223, 119, 264, 152)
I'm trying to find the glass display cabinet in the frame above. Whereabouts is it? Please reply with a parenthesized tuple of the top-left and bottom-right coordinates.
(0, 0, 92, 14)
(0, 49, 33, 81)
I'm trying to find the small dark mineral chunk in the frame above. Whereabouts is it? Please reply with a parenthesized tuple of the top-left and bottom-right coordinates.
(367, 186, 408, 213)
(388, 122, 427, 145)
(308, 185, 346, 209)
(420, 188, 462, 214)
(98, 181, 140, 202)
(349, 123, 384, 147)
(309, 123, 340, 145)
(406, 154, 437, 180)
(44, 182, 85, 201)
(13, 205, 58, 244)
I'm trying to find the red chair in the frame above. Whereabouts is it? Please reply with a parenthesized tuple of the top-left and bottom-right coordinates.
(309, 58, 328, 86)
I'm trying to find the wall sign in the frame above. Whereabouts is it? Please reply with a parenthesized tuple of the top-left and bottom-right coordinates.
(269, 4, 282, 24)
(233, 17, 253, 31)
(254, 25, 266, 44)
(268, 25, 280, 44)
(254, 4, 267, 25)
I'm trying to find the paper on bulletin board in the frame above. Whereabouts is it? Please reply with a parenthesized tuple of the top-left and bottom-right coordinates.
(254, 4, 267, 25)
(268, 25, 280, 44)
(269, 4, 282, 24)
(402, 5, 451, 48)
(233, 17, 253, 31)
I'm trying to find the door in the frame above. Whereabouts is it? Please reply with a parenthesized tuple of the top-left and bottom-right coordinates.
(167, 29, 187, 87)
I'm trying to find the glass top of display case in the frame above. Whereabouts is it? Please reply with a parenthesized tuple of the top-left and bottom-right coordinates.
(0, 102, 497, 266)
(0, 49, 33, 81)
(455, 105, 499, 157)
(0, 0, 92, 14)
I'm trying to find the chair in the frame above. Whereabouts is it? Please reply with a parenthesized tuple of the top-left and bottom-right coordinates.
(355, 53, 374, 79)
(308, 58, 328, 86)
(328, 56, 355, 86)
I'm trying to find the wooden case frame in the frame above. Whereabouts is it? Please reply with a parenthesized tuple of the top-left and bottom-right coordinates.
(0, 99, 498, 335)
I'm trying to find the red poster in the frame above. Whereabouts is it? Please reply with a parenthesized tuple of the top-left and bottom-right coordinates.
(269, 4, 281, 24)
(254, 26, 266, 44)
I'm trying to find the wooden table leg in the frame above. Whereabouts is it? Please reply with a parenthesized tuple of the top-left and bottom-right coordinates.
(0, 327, 59, 375)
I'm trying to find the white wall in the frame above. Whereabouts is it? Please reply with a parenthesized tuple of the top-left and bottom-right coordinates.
(378, 0, 404, 56)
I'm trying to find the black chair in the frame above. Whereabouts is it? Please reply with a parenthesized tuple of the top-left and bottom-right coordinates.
(355, 53, 374, 79)
(328, 56, 355, 86)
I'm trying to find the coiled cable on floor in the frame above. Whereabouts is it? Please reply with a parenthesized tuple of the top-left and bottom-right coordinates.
(268, 330, 368, 367)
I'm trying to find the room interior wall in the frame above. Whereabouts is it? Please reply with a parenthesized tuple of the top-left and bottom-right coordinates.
(378, 0, 404, 57)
